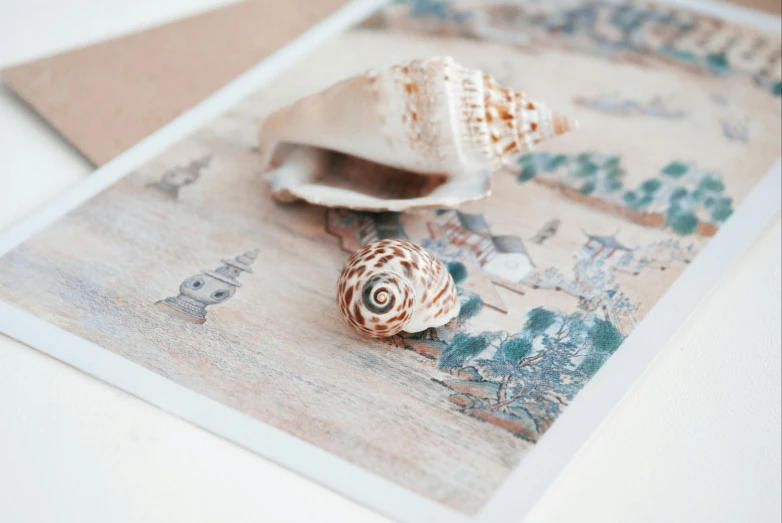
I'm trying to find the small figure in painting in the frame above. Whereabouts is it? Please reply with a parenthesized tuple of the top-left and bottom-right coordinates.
(156, 249, 258, 324)
(146, 156, 212, 199)
(533, 218, 561, 245)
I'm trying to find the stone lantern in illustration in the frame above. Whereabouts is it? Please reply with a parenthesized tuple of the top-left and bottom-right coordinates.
(146, 155, 212, 198)
(156, 249, 259, 324)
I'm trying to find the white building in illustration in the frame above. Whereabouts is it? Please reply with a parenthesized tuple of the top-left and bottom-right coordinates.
(483, 234, 535, 283)
(441, 211, 535, 283)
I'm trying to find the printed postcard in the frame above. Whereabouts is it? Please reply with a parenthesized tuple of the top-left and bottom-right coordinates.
(0, 0, 780, 521)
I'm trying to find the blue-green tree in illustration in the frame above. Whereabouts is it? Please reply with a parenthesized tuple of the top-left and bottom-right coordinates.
(458, 292, 482, 321)
(515, 153, 733, 236)
(436, 306, 625, 440)
(439, 331, 494, 370)
(659, 162, 733, 234)
(576, 318, 623, 378)
(447, 261, 468, 284)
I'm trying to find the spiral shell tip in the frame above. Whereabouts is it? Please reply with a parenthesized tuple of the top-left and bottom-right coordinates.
(552, 112, 579, 135)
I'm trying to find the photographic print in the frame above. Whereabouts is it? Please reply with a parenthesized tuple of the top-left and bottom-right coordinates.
(0, 1, 780, 521)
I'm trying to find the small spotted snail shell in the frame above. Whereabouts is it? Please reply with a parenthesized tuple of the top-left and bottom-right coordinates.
(337, 239, 460, 338)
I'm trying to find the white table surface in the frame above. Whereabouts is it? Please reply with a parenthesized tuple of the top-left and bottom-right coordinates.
(0, 1, 780, 522)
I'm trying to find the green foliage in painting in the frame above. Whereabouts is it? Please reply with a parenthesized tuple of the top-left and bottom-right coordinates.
(588, 318, 623, 354)
(640, 179, 662, 193)
(578, 319, 622, 378)
(671, 187, 687, 202)
(501, 336, 534, 364)
(437, 306, 626, 440)
(549, 154, 569, 170)
(572, 156, 732, 235)
(519, 164, 537, 182)
(439, 332, 492, 370)
(667, 207, 700, 235)
(513, 151, 733, 237)
(705, 52, 730, 73)
(524, 307, 557, 336)
(447, 261, 468, 284)
(699, 174, 725, 193)
(577, 353, 607, 378)
(516, 152, 569, 183)
(458, 294, 482, 321)
(576, 161, 598, 177)
(605, 176, 623, 192)
(661, 161, 689, 178)
(711, 197, 733, 223)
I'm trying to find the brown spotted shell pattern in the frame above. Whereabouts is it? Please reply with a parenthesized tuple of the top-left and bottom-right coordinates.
(337, 239, 460, 338)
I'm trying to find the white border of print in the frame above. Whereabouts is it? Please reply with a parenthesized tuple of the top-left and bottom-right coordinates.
(0, 1, 780, 522)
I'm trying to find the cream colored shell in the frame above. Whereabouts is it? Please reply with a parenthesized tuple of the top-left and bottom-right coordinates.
(337, 239, 460, 337)
(259, 57, 578, 212)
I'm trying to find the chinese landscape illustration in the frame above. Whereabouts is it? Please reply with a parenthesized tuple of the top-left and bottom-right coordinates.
(0, 0, 779, 516)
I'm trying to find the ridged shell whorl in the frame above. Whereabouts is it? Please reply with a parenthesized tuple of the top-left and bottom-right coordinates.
(376, 56, 579, 173)
(337, 239, 460, 338)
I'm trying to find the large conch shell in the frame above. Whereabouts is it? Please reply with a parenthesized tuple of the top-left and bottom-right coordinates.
(259, 56, 578, 212)
(337, 239, 459, 337)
